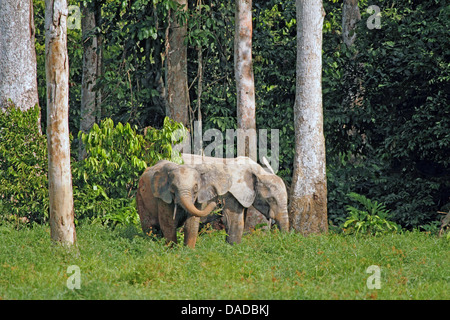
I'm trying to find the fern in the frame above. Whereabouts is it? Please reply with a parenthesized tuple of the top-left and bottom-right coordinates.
(343, 192, 399, 236)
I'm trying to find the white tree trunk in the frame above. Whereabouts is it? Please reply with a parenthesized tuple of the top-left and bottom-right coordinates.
(166, 0, 189, 126)
(289, 0, 328, 235)
(0, 0, 39, 114)
(235, 0, 256, 160)
(45, 0, 76, 245)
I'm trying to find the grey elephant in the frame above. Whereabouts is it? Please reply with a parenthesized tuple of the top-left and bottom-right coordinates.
(136, 160, 231, 248)
(181, 154, 290, 244)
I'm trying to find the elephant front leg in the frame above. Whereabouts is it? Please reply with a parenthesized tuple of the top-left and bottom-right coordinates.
(223, 196, 245, 245)
(184, 215, 200, 248)
(158, 200, 178, 245)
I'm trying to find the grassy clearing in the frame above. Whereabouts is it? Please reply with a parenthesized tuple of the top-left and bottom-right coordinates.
(0, 223, 448, 300)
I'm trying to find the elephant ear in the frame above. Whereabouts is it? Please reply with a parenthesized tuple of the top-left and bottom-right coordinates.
(196, 164, 232, 203)
(227, 164, 257, 208)
(150, 160, 178, 204)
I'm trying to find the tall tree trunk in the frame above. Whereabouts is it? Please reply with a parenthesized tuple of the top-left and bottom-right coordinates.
(166, 0, 189, 126)
(234, 0, 256, 159)
(79, 0, 102, 160)
(45, 0, 76, 245)
(342, 0, 363, 108)
(342, 0, 364, 139)
(289, 0, 328, 235)
(0, 0, 40, 124)
(342, 0, 360, 47)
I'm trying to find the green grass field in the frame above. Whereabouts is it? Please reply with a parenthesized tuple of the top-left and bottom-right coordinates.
(0, 223, 448, 300)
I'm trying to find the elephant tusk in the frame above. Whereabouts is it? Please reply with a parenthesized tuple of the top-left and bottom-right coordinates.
(173, 203, 177, 220)
(262, 156, 275, 174)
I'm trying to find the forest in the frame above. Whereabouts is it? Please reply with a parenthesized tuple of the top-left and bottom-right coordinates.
(0, 0, 449, 301)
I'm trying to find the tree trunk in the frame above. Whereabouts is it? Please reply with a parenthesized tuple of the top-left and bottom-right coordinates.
(45, 0, 76, 245)
(342, 0, 361, 47)
(0, 0, 40, 121)
(79, 0, 102, 160)
(289, 0, 328, 235)
(234, 0, 256, 160)
(166, 0, 189, 126)
(342, 0, 364, 137)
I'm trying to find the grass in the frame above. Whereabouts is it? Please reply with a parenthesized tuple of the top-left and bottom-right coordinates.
(0, 223, 448, 300)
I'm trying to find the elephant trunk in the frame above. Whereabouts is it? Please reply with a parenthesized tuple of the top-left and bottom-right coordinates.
(275, 211, 290, 232)
(179, 192, 216, 217)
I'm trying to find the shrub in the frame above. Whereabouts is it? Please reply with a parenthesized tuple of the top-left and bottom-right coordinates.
(73, 116, 186, 224)
(0, 105, 48, 224)
(0, 107, 186, 227)
(343, 192, 399, 236)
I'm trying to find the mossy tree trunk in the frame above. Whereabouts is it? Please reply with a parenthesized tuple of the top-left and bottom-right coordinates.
(79, 0, 102, 160)
(166, 0, 189, 127)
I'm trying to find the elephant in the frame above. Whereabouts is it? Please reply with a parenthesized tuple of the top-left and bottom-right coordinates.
(181, 154, 290, 245)
(136, 160, 232, 248)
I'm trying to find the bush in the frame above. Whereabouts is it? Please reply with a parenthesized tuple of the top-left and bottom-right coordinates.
(0, 105, 48, 224)
(0, 106, 186, 227)
(343, 192, 399, 236)
(73, 116, 186, 224)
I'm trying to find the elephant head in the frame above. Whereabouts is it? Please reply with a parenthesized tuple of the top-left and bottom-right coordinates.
(150, 160, 232, 217)
(252, 172, 290, 231)
(225, 161, 290, 232)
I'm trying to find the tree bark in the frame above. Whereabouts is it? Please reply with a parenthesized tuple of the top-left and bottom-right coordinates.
(166, 0, 189, 126)
(342, 0, 364, 137)
(234, 0, 256, 160)
(289, 0, 328, 235)
(79, 0, 102, 160)
(0, 0, 40, 119)
(45, 0, 76, 245)
(342, 0, 361, 47)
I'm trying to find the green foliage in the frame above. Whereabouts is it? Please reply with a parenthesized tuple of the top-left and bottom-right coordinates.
(28, 0, 449, 230)
(0, 105, 48, 224)
(0, 106, 185, 227)
(143, 116, 188, 165)
(343, 193, 399, 236)
(75, 118, 149, 200)
(73, 116, 186, 224)
(324, 1, 449, 228)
